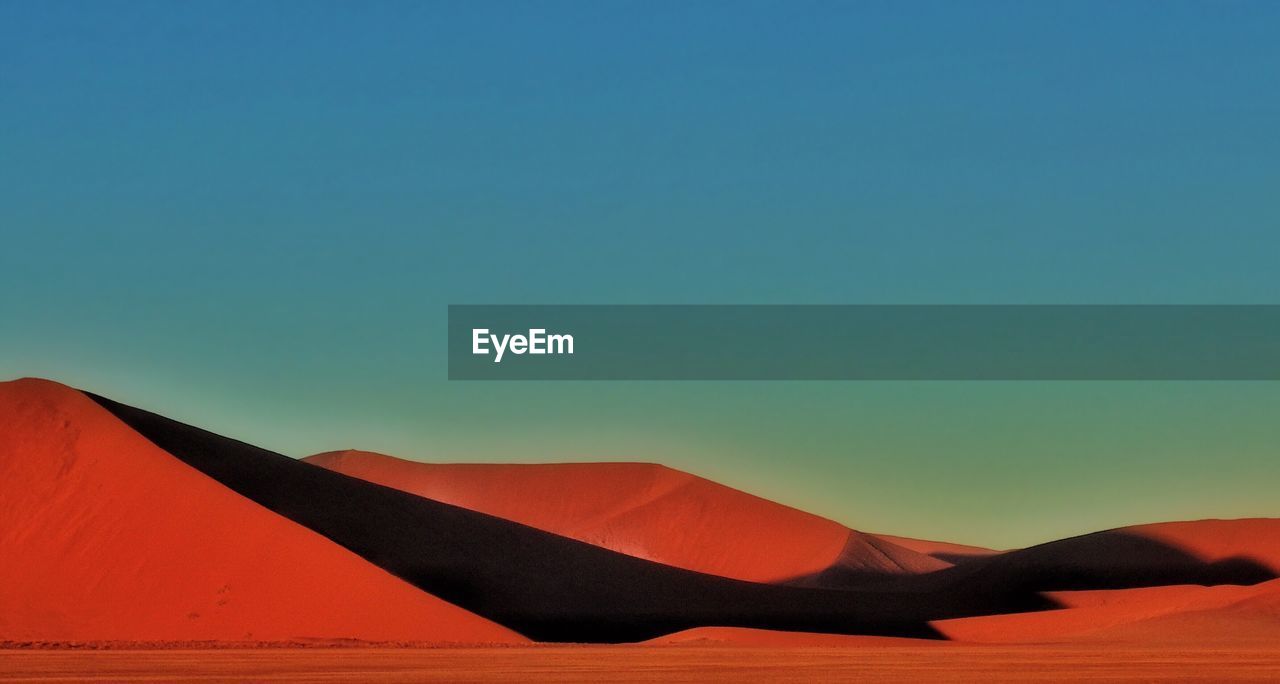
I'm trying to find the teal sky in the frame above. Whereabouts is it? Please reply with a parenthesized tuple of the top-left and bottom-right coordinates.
(3, 1, 1279, 548)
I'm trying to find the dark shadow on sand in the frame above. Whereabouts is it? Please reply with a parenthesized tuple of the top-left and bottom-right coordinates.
(89, 390, 1276, 643)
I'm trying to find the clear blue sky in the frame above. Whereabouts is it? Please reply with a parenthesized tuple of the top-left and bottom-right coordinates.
(3, 1, 1279, 547)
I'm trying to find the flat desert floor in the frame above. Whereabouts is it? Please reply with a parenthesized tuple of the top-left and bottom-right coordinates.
(3, 646, 1280, 683)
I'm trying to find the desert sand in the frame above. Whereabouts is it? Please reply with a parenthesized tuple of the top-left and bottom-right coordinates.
(4, 645, 1280, 683)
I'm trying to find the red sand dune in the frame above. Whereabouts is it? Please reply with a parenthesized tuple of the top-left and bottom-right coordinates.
(643, 626, 942, 647)
(304, 450, 948, 586)
(872, 534, 1000, 564)
(7, 376, 1279, 652)
(942, 517, 1280, 600)
(90, 390, 969, 642)
(1076, 578, 1280, 645)
(0, 379, 524, 644)
(931, 515, 1280, 646)
(936, 579, 1280, 645)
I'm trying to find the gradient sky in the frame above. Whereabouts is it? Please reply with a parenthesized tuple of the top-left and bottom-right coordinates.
(3, 1, 1279, 548)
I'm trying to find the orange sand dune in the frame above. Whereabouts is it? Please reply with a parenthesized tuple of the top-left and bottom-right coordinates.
(304, 450, 947, 586)
(934, 581, 1274, 643)
(931, 518, 1280, 644)
(872, 534, 1000, 563)
(0, 379, 524, 644)
(1072, 579, 1280, 645)
(643, 626, 941, 647)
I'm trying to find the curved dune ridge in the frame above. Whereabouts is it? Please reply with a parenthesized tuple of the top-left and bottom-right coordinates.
(944, 518, 1280, 596)
(872, 534, 1001, 565)
(303, 450, 949, 586)
(0, 379, 523, 644)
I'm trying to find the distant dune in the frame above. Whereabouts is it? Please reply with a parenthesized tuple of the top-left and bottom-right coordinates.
(2, 376, 1277, 652)
(642, 626, 942, 647)
(872, 534, 1001, 564)
(1074, 579, 1280, 645)
(937, 519, 1280, 598)
(936, 580, 1280, 644)
(0, 379, 522, 644)
(1116, 518, 1280, 573)
(304, 450, 948, 586)
(936, 581, 1274, 645)
(928, 521, 1280, 645)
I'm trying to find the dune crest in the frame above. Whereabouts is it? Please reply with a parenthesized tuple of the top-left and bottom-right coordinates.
(0, 379, 524, 644)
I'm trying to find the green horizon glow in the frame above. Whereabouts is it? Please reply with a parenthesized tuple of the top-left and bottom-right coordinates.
(4, 1, 1279, 548)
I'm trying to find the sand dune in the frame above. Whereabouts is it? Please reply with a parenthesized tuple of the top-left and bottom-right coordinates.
(304, 450, 947, 586)
(932, 519, 1280, 600)
(90, 391, 984, 642)
(643, 626, 941, 647)
(935, 580, 1280, 643)
(872, 534, 1000, 564)
(0, 379, 523, 644)
(930, 522, 1280, 644)
(4, 376, 1278, 652)
(1076, 578, 1280, 645)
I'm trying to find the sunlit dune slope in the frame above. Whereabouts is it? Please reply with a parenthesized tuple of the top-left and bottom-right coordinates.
(936, 578, 1280, 645)
(1077, 578, 1280, 645)
(873, 534, 1000, 564)
(304, 450, 948, 586)
(0, 379, 525, 644)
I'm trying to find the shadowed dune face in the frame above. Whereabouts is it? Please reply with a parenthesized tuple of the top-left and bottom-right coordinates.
(0, 379, 524, 644)
(1121, 519, 1280, 574)
(303, 450, 948, 587)
(913, 523, 1280, 644)
(937, 525, 1279, 596)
